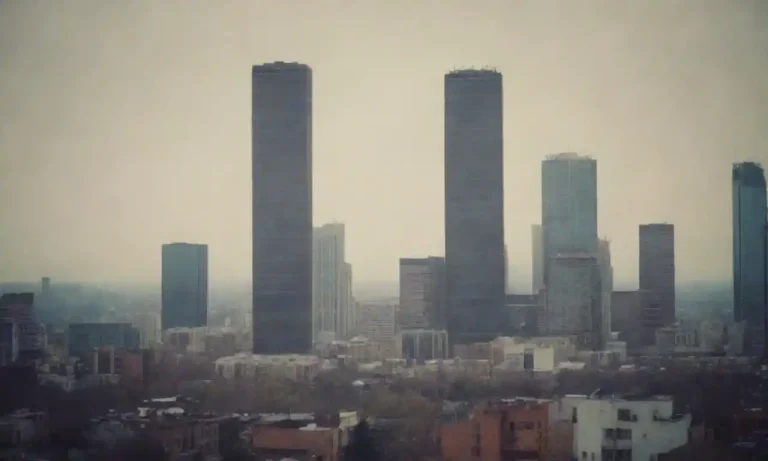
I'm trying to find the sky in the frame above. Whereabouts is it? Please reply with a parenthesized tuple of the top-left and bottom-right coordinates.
(1, 0, 767, 291)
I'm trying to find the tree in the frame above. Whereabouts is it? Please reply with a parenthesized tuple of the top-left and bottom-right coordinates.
(344, 420, 379, 461)
(110, 435, 168, 461)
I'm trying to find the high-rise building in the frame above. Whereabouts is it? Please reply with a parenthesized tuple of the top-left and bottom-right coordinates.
(541, 153, 598, 280)
(598, 238, 614, 344)
(312, 223, 350, 343)
(399, 257, 446, 330)
(342, 262, 355, 337)
(444, 68, 506, 346)
(161, 243, 208, 330)
(67, 323, 140, 364)
(544, 254, 603, 350)
(541, 153, 600, 350)
(252, 62, 313, 354)
(532, 224, 544, 294)
(732, 162, 767, 357)
(0, 293, 43, 362)
(639, 224, 675, 327)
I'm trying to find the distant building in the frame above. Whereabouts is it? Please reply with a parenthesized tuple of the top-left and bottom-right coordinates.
(611, 289, 660, 348)
(313, 223, 351, 342)
(0, 293, 43, 363)
(598, 238, 614, 344)
(397, 329, 449, 361)
(214, 353, 320, 382)
(40, 277, 51, 300)
(161, 243, 208, 330)
(356, 302, 398, 358)
(541, 153, 598, 280)
(544, 254, 603, 350)
(252, 61, 313, 354)
(531, 224, 544, 294)
(67, 323, 140, 364)
(639, 223, 676, 326)
(732, 162, 767, 357)
(444, 69, 507, 346)
(398, 257, 446, 330)
(0, 321, 18, 366)
(506, 294, 539, 336)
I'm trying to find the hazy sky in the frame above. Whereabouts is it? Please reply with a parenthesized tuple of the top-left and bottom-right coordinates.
(1, 0, 767, 291)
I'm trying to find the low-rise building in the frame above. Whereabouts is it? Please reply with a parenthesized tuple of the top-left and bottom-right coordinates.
(214, 353, 321, 382)
(248, 412, 357, 461)
(574, 392, 691, 461)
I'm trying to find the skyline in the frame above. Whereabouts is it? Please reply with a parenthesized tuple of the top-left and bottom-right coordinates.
(2, 1, 768, 289)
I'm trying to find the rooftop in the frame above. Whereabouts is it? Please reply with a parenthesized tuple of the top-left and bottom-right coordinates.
(253, 61, 311, 72)
(446, 67, 501, 78)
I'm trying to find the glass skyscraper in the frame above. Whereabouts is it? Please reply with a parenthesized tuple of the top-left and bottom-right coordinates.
(161, 243, 208, 330)
(732, 162, 767, 357)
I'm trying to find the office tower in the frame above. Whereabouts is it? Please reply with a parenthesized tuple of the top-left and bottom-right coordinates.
(732, 162, 767, 357)
(67, 323, 140, 364)
(444, 68, 506, 346)
(343, 262, 355, 337)
(546, 254, 603, 350)
(532, 224, 544, 294)
(0, 293, 42, 362)
(611, 289, 659, 348)
(541, 153, 600, 349)
(161, 243, 208, 330)
(639, 224, 676, 327)
(41, 277, 51, 298)
(399, 257, 446, 330)
(252, 62, 313, 354)
(312, 223, 350, 343)
(541, 153, 598, 278)
(598, 238, 614, 344)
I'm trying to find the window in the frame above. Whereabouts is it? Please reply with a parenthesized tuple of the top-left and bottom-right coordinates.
(604, 428, 615, 438)
(572, 408, 578, 423)
(582, 451, 587, 459)
(616, 428, 632, 440)
(617, 409, 632, 421)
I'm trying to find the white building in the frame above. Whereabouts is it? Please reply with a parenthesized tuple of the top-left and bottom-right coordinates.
(355, 302, 398, 358)
(214, 353, 321, 382)
(313, 223, 352, 343)
(574, 394, 691, 461)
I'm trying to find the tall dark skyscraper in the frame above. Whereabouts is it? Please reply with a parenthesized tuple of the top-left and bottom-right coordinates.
(639, 224, 675, 326)
(733, 162, 767, 357)
(161, 243, 208, 330)
(444, 68, 506, 346)
(252, 62, 313, 354)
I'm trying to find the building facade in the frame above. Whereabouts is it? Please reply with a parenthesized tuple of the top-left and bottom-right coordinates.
(444, 68, 506, 346)
(532, 224, 545, 295)
(312, 223, 351, 343)
(67, 323, 140, 365)
(732, 162, 767, 357)
(0, 293, 43, 363)
(252, 62, 313, 354)
(541, 153, 598, 280)
(545, 254, 603, 350)
(598, 239, 614, 345)
(161, 243, 208, 330)
(639, 224, 676, 327)
(398, 256, 446, 330)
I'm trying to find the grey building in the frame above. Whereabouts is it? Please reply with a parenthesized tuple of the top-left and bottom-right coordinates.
(313, 223, 351, 343)
(252, 62, 313, 354)
(541, 153, 598, 280)
(639, 224, 675, 326)
(161, 243, 208, 330)
(399, 257, 446, 330)
(67, 323, 140, 364)
(732, 162, 767, 357)
(532, 224, 544, 295)
(444, 68, 506, 346)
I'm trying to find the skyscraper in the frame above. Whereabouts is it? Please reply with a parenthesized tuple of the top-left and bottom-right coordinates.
(444, 68, 506, 346)
(532, 224, 544, 295)
(399, 257, 446, 330)
(252, 62, 313, 354)
(312, 223, 350, 344)
(639, 224, 676, 326)
(541, 153, 598, 279)
(732, 162, 767, 357)
(598, 238, 614, 344)
(541, 153, 600, 349)
(161, 243, 208, 330)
